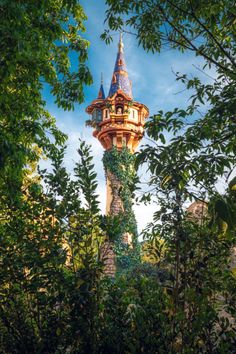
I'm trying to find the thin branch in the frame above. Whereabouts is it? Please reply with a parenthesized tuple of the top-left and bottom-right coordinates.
(156, 3, 234, 75)
(167, 0, 236, 67)
(189, 6, 236, 68)
(192, 64, 217, 81)
(226, 166, 236, 183)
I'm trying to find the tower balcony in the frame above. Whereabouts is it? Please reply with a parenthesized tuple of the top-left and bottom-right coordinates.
(93, 120, 144, 152)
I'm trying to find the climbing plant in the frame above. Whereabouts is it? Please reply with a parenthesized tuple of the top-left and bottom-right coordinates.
(102, 146, 140, 269)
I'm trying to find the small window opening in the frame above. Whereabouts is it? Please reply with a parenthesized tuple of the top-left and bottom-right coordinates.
(116, 106, 123, 114)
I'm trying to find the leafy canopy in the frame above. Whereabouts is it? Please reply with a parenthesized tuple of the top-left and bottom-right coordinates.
(0, 0, 92, 206)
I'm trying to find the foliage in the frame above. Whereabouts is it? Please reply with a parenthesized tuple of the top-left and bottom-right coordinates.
(1, 1, 236, 352)
(103, 146, 140, 270)
(0, 141, 105, 353)
(3, 145, 234, 351)
(0, 0, 92, 208)
(103, 0, 236, 351)
(104, 0, 236, 73)
(75, 140, 100, 215)
(96, 273, 172, 354)
(103, 146, 138, 237)
(141, 237, 166, 265)
(136, 139, 236, 351)
(104, 0, 236, 200)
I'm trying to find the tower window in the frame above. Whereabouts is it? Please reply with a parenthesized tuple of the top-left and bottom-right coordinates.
(112, 74, 117, 84)
(105, 109, 108, 119)
(116, 106, 123, 114)
(132, 110, 135, 119)
(92, 109, 102, 122)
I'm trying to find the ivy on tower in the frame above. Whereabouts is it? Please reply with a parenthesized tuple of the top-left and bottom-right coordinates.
(86, 34, 149, 276)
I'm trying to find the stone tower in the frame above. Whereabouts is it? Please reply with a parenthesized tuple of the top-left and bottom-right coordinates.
(86, 34, 149, 276)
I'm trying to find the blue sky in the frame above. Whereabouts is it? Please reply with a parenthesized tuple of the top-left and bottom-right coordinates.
(43, 1, 211, 232)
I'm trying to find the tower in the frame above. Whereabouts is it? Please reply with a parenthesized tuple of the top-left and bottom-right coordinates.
(86, 34, 149, 275)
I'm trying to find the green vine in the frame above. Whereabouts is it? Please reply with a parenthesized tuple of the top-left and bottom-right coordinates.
(127, 100, 133, 107)
(102, 146, 140, 270)
(106, 102, 114, 113)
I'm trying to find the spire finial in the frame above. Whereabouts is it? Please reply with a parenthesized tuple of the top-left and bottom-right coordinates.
(108, 31, 132, 98)
(97, 72, 105, 99)
(118, 31, 124, 53)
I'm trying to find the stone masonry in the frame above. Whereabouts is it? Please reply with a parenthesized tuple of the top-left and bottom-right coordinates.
(86, 35, 149, 276)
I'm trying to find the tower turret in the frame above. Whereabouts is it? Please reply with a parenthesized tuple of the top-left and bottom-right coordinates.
(108, 33, 132, 98)
(97, 73, 105, 99)
(86, 35, 149, 276)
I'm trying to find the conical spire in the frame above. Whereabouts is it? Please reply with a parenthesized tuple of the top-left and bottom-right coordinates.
(97, 73, 105, 99)
(108, 33, 132, 98)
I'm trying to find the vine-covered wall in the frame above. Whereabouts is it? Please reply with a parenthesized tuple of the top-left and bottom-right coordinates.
(102, 146, 140, 270)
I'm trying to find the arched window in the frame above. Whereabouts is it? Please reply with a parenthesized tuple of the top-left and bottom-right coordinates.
(92, 109, 102, 122)
(112, 74, 117, 84)
(116, 106, 123, 114)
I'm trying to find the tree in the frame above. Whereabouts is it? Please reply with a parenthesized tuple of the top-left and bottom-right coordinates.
(104, 1, 236, 351)
(0, 0, 92, 206)
(104, 0, 236, 237)
(0, 140, 105, 353)
(103, 1, 236, 195)
(104, 0, 236, 248)
(104, 0, 236, 73)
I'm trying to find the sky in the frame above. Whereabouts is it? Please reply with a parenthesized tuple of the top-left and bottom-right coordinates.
(43, 1, 211, 233)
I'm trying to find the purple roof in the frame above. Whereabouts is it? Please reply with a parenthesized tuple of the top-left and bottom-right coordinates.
(108, 36, 132, 98)
(97, 83, 105, 99)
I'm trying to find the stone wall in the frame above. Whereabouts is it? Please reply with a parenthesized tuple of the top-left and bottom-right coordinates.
(106, 170, 123, 215)
(100, 240, 116, 277)
(102, 170, 134, 276)
(107, 169, 132, 246)
(186, 201, 208, 223)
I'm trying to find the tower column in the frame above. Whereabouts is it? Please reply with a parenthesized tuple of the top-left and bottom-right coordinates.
(106, 169, 133, 246)
(86, 35, 149, 276)
(106, 170, 123, 216)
